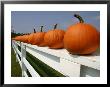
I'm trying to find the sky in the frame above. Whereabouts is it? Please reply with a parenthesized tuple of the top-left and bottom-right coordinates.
(11, 11, 100, 33)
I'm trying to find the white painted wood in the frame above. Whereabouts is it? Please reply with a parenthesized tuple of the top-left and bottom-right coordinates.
(26, 45, 81, 76)
(16, 54, 22, 68)
(21, 42, 27, 77)
(13, 43, 40, 77)
(12, 40, 100, 77)
(12, 44, 22, 68)
(15, 45, 22, 58)
(12, 42, 18, 61)
(24, 71, 28, 77)
(26, 46, 63, 74)
(12, 41, 22, 58)
(60, 58, 81, 77)
(23, 42, 100, 70)
(23, 58, 40, 77)
(12, 42, 16, 54)
(16, 41, 21, 46)
(80, 65, 100, 77)
(13, 41, 41, 77)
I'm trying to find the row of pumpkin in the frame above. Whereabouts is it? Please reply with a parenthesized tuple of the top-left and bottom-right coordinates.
(12, 14, 100, 55)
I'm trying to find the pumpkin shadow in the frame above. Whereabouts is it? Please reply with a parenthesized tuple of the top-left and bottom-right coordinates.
(80, 48, 100, 57)
(69, 53, 79, 58)
(68, 48, 100, 58)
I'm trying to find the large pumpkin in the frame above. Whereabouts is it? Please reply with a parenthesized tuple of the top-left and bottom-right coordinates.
(64, 14, 100, 55)
(32, 26, 47, 46)
(44, 24, 65, 49)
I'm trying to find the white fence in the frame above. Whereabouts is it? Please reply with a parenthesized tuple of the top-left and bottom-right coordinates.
(12, 40, 100, 77)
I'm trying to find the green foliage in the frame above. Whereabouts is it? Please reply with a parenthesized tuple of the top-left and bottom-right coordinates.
(11, 32, 24, 38)
(11, 48, 22, 77)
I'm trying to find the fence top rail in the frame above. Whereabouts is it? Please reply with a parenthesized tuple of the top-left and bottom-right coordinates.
(13, 40, 100, 70)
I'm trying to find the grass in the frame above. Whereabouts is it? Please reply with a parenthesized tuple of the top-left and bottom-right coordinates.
(11, 47, 22, 77)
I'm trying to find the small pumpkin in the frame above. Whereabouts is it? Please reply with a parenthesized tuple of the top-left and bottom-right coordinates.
(14, 36, 22, 41)
(64, 14, 100, 55)
(19, 35, 25, 42)
(22, 34, 29, 43)
(44, 24, 65, 49)
(28, 28, 36, 44)
(32, 26, 47, 46)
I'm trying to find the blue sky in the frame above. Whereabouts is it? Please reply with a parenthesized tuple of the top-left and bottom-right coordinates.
(11, 11, 100, 33)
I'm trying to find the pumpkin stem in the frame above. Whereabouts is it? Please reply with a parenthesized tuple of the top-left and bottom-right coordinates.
(54, 24, 57, 29)
(40, 26, 43, 32)
(74, 14, 84, 23)
(33, 27, 36, 33)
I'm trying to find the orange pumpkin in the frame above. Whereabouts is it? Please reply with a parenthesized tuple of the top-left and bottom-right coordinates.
(44, 24, 65, 49)
(64, 14, 100, 55)
(14, 36, 22, 41)
(28, 28, 36, 44)
(32, 26, 47, 46)
(19, 35, 24, 42)
(21, 34, 29, 43)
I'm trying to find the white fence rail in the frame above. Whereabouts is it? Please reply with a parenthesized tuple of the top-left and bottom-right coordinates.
(12, 40, 100, 77)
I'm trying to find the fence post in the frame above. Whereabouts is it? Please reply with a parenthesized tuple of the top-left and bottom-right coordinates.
(15, 41, 19, 62)
(21, 42, 27, 77)
(13, 40, 18, 62)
